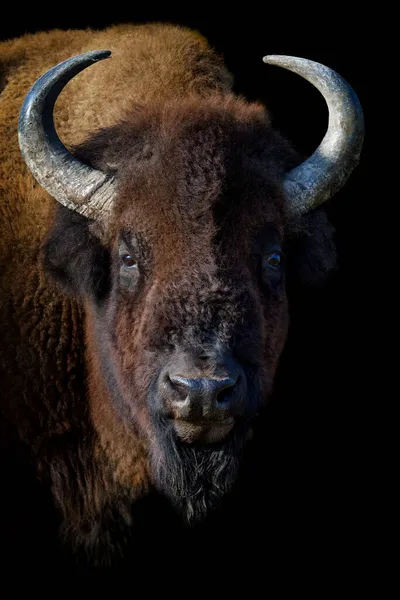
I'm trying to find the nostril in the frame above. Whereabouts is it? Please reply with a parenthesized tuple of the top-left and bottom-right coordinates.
(166, 374, 190, 402)
(216, 375, 239, 404)
(216, 387, 234, 405)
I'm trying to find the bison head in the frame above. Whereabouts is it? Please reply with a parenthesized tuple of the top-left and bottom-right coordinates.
(18, 51, 364, 521)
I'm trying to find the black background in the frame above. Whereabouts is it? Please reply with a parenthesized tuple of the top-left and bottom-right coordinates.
(1, 6, 371, 592)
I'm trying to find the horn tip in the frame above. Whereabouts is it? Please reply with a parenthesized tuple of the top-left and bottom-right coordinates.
(92, 50, 112, 61)
(263, 55, 283, 65)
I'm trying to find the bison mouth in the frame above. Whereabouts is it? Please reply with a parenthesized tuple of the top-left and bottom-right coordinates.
(172, 416, 236, 444)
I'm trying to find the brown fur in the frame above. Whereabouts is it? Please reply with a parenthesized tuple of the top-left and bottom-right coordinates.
(0, 23, 336, 564)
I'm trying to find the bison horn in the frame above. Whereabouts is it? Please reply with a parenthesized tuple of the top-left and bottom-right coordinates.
(263, 55, 364, 217)
(18, 50, 115, 219)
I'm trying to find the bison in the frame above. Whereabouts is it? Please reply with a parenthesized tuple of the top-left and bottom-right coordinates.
(0, 23, 364, 567)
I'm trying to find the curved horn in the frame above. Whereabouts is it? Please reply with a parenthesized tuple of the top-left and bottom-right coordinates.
(263, 55, 365, 217)
(18, 50, 116, 219)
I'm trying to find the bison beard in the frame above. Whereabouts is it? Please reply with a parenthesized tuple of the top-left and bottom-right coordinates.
(150, 416, 245, 522)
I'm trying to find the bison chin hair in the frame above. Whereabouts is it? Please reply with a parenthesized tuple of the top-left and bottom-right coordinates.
(150, 421, 245, 523)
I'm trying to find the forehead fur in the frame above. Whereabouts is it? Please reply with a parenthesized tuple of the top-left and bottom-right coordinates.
(76, 94, 299, 251)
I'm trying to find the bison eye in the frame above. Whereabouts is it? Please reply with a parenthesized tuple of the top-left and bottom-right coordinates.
(261, 250, 283, 286)
(121, 253, 138, 269)
(264, 252, 281, 269)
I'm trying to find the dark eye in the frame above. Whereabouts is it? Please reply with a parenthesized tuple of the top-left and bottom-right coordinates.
(264, 251, 282, 270)
(121, 253, 137, 269)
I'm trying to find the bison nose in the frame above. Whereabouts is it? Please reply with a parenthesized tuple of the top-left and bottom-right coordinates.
(166, 373, 242, 421)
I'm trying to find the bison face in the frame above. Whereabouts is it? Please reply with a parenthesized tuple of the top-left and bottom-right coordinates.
(107, 221, 288, 522)
(44, 99, 302, 520)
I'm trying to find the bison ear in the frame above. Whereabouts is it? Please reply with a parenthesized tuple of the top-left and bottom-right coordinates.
(285, 207, 337, 287)
(42, 206, 111, 300)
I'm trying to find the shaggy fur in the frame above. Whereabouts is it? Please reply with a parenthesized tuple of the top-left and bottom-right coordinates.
(0, 23, 337, 565)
